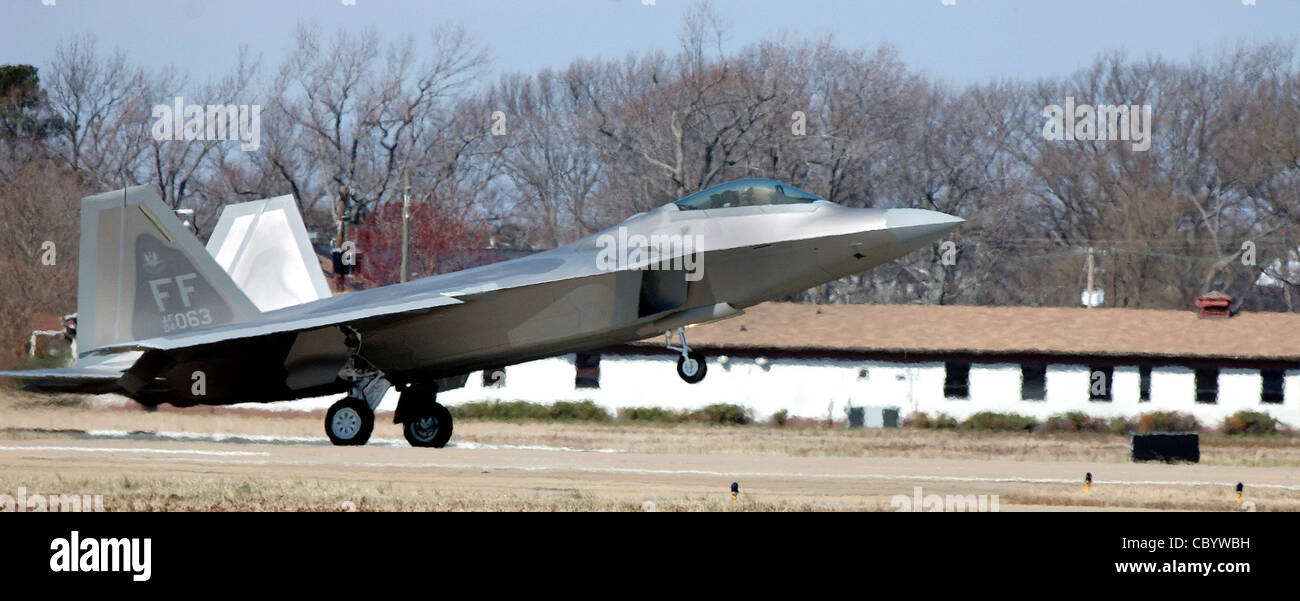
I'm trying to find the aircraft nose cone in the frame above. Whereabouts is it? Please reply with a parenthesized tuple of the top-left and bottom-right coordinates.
(883, 208, 964, 248)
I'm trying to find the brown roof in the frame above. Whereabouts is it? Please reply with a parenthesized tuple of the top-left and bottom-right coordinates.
(649, 302, 1300, 361)
(29, 312, 64, 331)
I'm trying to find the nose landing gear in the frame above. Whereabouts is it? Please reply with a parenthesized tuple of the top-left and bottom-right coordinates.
(668, 328, 707, 384)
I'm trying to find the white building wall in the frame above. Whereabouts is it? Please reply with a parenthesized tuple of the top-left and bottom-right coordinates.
(442, 355, 895, 422)
(1147, 366, 1194, 411)
(244, 353, 1300, 428)
(898, 363, 947, 411)
(1283, 371, 1300, 422)
(958, 363, 1021, 417)
(1111, 367, 1141, 407)
(1044, 365, 1094, 415)
(1213, 369, 1263, 424)
(1285, 371, 1300, 405)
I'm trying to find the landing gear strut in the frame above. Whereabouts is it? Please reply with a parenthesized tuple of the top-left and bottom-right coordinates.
(668, 328, 707, 384)
(395, 383, 453, 448)
(325, 326, 388, 446)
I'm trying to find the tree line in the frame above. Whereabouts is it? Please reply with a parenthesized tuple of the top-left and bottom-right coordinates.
(2, 7, 1299, 358)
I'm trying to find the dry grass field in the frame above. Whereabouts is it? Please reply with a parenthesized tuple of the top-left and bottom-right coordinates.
(4, 390, 1298, 466)
(2, 389, 1298, 511)
(0, 470, 863, 512)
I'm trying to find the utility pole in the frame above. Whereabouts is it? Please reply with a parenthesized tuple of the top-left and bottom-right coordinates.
(1284, 226, 1294, 312)
(1085, 247, 1096, 308)
(334, 185, 347, 291)
(400, 169, 411, 283)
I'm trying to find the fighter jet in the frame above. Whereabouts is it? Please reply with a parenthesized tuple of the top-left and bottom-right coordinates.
(1, 178, 962, 447)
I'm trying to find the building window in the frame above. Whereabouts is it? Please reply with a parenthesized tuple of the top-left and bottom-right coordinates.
(1089, 366, 1113, 401)
(944, 362, 969, 399)
(1261, 369, 1285, 404)
(1139, 366, 1151, 402)
(1195, 368, 1219, 403)
(1021, 364, 1046, 401)
(482, 367, 506, 388)
(575, 353, 601, 389)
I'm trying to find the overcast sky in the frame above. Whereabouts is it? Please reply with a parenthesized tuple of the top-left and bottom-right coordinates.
(4, 0, 1298, 87)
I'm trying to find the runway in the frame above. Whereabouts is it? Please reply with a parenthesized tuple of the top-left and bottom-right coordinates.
(3, 435, 1298, 510)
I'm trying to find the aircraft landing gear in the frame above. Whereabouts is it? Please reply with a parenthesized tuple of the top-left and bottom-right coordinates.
(325, 396, 374, 445)
(668, 328, 707, 384)
(395, 383, 454, 448)
(325, 325, 388, 446)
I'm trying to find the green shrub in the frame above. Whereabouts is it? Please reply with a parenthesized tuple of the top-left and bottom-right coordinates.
(1039, 411, 1093, 433)
(1036, 412, 1134, 434)
(1108, 417, 1135, 435)
(687, 403, 752, 425)
(450, 400, 609, 422)
(1136, 411, 1200, 433)
(617, 406, 680, 424)
(771, 409, 789, 427)
(960, 411, 1038, 432)
(549, 400, 610, 422)
(902, 411, 929, 428)
(1037, 412, 1100, 433)
(451, 401, 756, 425)
(1221, 411, 1278, 435)
(903, 412, 958, 429)
(450, 400, 537, 420)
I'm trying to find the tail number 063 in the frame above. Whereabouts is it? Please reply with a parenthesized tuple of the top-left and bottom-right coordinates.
(163, 308, 213, 333)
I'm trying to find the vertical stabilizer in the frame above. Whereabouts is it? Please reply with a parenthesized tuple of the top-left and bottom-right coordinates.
(205, 195, 332, 311)
(77, 186, 261, 355)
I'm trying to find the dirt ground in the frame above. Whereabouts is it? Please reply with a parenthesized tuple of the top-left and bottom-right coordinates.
(1, 390, 1297, 511)
(1, 436, 1296, 511)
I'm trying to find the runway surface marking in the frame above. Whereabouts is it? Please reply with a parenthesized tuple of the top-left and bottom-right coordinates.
(58, 429, 625, 453)
(0, 445, 268, 457)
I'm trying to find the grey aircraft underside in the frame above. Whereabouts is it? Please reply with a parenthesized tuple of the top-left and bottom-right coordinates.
(1, 178, 962, 447)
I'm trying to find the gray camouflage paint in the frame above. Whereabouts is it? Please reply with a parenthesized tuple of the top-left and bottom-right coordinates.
(2, 181, 962, 406)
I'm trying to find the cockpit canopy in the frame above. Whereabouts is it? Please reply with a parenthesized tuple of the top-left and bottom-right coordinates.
(674, 178, 825, 211)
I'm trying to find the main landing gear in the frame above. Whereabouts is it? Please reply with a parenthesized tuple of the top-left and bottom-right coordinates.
(324, 326, 454, 448)
(325, 396, 374, 446)
(324, 384, 455, 448)
(394, 383, 453, 448)
(325, 328, 387, 446)
(668, 327, 707, 384)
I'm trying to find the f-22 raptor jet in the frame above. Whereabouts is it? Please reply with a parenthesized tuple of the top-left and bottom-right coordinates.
(1, 179, 962, 447)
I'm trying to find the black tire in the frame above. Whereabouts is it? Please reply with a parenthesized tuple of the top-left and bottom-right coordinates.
(325, 397, 374, 446)
(403, 403, 453, 448)
(676, 350, 707, 384)
(394, 383, 437, 425)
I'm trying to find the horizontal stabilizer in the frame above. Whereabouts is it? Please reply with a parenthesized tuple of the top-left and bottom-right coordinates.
(0, 366, 124, 393)
(0, 351, 140, 393)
